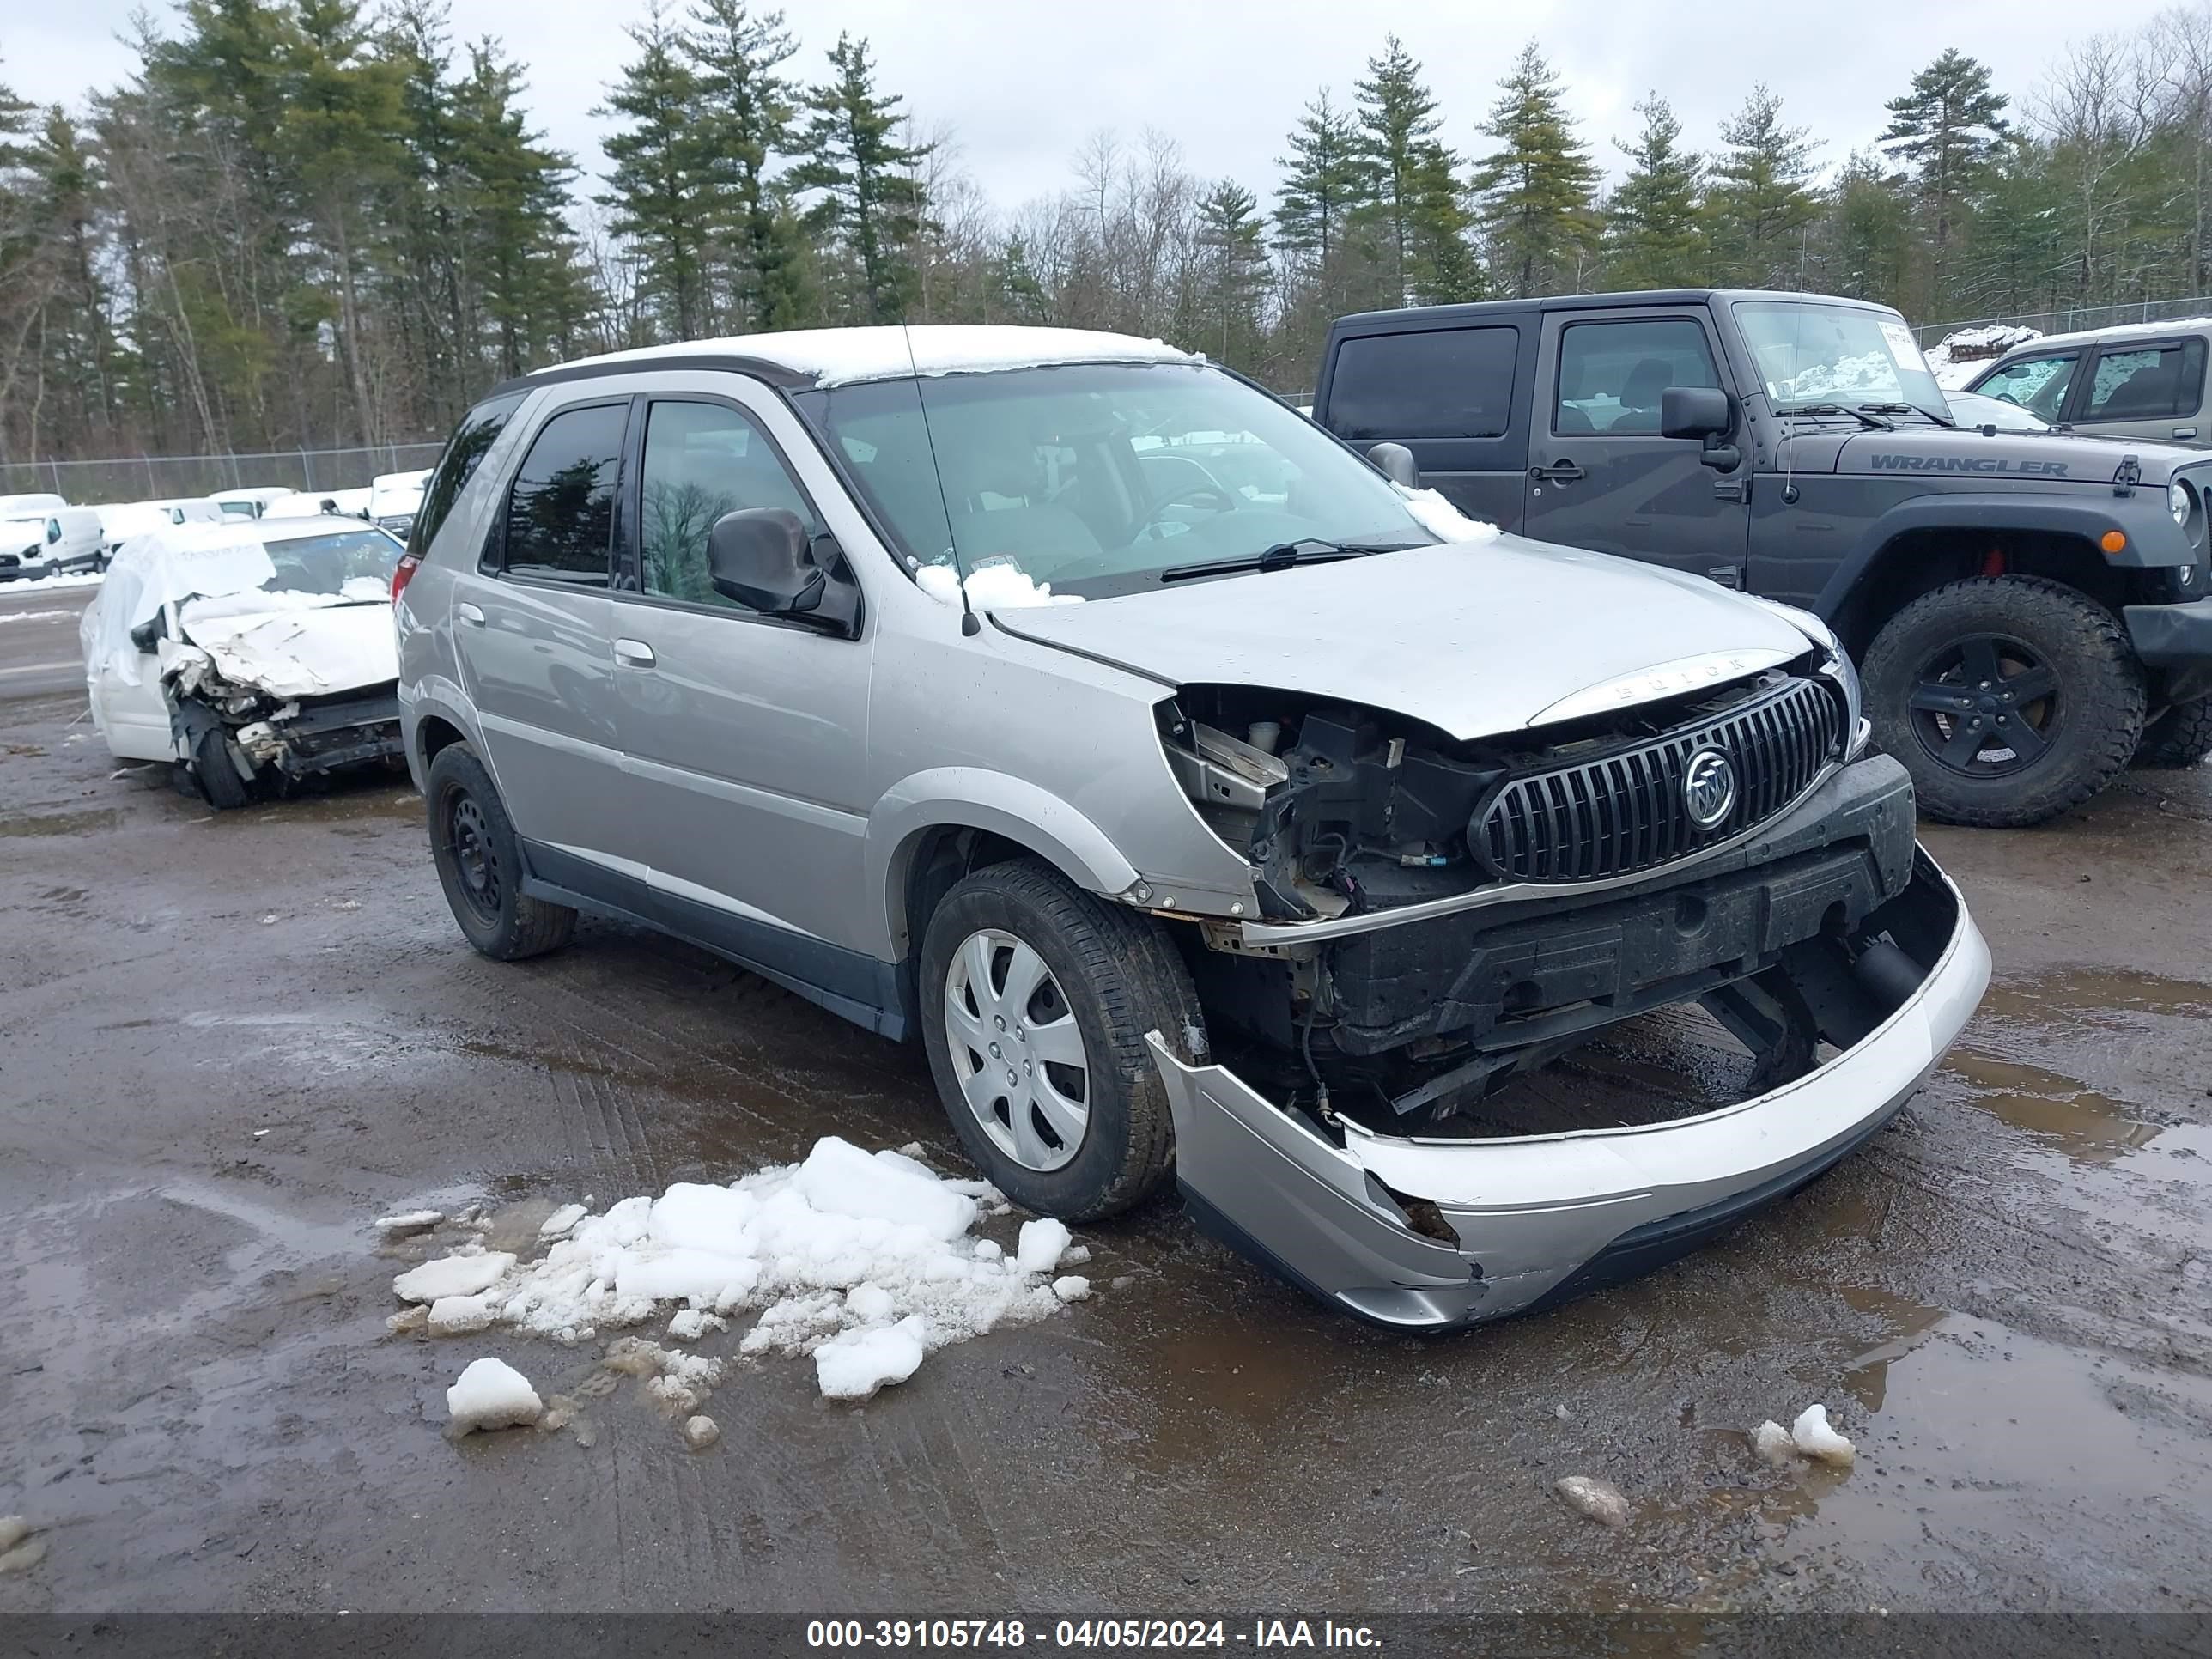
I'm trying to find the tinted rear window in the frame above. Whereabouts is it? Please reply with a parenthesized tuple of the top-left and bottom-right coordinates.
(1326, 326, 1519, 441)
(413, 392, 526, 559)
(500, 402, 626, 586)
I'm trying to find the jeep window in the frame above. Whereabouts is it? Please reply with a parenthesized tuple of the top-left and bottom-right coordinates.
(2080, 340, 2208, 422)
(414, 391, 526, 558)
(499, 402, 624, 586)
(1555, 319, 1721, 434)
(1328, 326, 1518, 440)
(1971, 350, 2079, 420)
(793, 362, 1437, 600)
(640, 400, 823, 610)
(1734, 301, 1951, 417)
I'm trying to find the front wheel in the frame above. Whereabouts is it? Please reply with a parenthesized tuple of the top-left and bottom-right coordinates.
(1862, 576, 2145, 828)
(190, 726, 254, 811)
(918, 860, 1203, 1221)
(426, 742, 575, 960)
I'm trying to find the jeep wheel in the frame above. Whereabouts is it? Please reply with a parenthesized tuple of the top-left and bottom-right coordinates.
(426, 742, 576, 960)
(918, 860, 1203, 1222)
(1863, 576, 2145, 828)
(2132, 697, 2212, 769)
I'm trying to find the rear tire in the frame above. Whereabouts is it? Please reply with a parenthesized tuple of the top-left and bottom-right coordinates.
(190, 726, 254, 811)
(1862, 575, 2144, 828)
(2132, 697, 2212, 769)
(918, 859, 1203, 1222)
(426, 742, 575, 960)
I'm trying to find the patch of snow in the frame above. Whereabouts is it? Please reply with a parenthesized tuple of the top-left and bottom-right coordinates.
(0, 1518, 33, 1553)
(815, 1315, 930, 1400)
(791, 1139, 977, 1240)
(386, 1306, 428, 1334)
(1394, 484, 1500, 544)
(392, 1251, 516, 1304)
(1753, 1419, 1796, 1467)
(915, 562, 1082, 611)
(683, 1413, 720, 1449)
(374, 1209, 443, 1236)
(446, 1357, 544, 1434)
(0, 1537, 46, 1576)
(17, 570, 103, 591)
(1553, 1474, 1631, 1528)
(0, 609, 72, 624)
(538, 1202, 587, 1240)
(427, 1292, 499, 1335)
(552, 325, 1194, 390)
(1052, 1275, 1091, 1303)
(1933, 358, 1988, 390)
(667, 1308, 727, 1341)
(1790, 1402, 1856, 1467)
(1015, 1218, 1072, 1275)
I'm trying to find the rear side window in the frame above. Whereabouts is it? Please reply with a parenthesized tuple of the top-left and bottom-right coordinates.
(500, 402, 626, 586)
(414, 391, 525, 558)
(1327, 327, 1519, 441)
(1555, 319, 1720, 434)
(2081, 340, 2207, 422)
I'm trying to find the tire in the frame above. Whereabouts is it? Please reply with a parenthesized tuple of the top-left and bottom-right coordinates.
(425, 742, 575, 960)
(918, 859, 1203, 1222)
(190, 726, 254, 811)
(1862, 575, 2145, 828)
(2132, 697, 2212, 769)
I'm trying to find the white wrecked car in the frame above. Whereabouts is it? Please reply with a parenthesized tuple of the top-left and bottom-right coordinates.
(81, 516, 406, 807)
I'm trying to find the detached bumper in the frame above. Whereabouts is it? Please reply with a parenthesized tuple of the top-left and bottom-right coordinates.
(1146, 854, 1989, 1329)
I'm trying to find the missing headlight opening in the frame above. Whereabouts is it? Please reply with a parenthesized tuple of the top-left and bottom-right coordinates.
(1152, 657, 1922, 1137)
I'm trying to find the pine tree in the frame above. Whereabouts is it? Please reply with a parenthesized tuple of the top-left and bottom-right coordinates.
(994, 234, 1048, 323)
(1273, 90, 1373, 271)
(680, 0, 806, 330)
(1603, 95, 1703, 290)
(1705, 85, 1818, 288)
(1354, 34, 1446, 303)
(597, 3, 714, 338)
(788, 33, 932, 325)
(1817, 151, 1913, 304)
(1194, 179, 1267, 368)
(1470, 42, 1598, 298)
(1881, 48, 2008, 311)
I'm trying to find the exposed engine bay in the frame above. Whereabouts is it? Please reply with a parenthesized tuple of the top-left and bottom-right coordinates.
(1154, 667, 1923, 1137)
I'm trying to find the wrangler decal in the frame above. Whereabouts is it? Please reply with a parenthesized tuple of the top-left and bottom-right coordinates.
(1867, 453, 2070, 477)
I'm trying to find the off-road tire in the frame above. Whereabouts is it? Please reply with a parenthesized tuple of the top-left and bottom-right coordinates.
(918, 859, 1203, 1222)
(191, 726, 254, 811)
(426, 742, 575, 960)
(2132, 696, 2212, 769)
(1863, 576, 2145, 828)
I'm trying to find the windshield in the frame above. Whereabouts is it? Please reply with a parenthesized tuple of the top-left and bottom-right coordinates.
(259, 528, 404, 596)
(793, 362, 1436, 599)
(1734, 301, 1952, 417)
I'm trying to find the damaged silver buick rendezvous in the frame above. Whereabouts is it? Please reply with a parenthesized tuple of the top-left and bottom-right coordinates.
(398, 325, 1990, 1328)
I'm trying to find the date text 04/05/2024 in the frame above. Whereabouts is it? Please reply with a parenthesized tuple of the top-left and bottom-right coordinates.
(804, 1620, 1383, 1650)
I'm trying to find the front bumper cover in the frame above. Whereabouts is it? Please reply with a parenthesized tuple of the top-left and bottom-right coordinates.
(1146, 853, 1989, 1329)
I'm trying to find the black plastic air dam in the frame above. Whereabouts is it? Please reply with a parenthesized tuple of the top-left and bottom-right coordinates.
(1146, 850, 1990, 1329)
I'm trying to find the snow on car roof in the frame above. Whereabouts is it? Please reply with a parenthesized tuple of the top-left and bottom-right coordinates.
(539, 325, 1197, 389)
(2002, 314, 2212, 352)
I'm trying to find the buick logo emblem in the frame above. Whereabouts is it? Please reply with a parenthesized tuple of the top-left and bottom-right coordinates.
(1683, 747, 1736, 830)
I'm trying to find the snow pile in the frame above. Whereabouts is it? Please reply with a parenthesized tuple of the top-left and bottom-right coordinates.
(0, 610, 73, 625)
(1553, 1475, 1631, 1528)
(1927, 324, 2042, 390)
(1394, 484, 1500, 544)
(915, 561, 1083, 610)
(1776, 351, 1904, 400)
(1753, 1419, 1797, 1467)
(374, 1209, 443, 1237)
(386, 1137, 1087, 1404)
(1752, 1403, 1857, 1468)
(446, 1357, 544, 1435)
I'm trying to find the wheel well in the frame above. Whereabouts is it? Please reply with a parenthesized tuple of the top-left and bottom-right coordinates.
(901, 826, 1036, 963)
(1833, 529, 2126, 657)
(416, 714, 466, 769)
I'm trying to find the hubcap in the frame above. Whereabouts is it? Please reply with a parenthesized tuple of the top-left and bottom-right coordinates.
(943, 928, 1089, 1172)
(1905, 633, 2061, 778)
(446, 792, 501, 921)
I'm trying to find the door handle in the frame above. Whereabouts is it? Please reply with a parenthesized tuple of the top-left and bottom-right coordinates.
(1529, 459, 1586, 484)
(2176, 427, 2199, 440)
(454, 602, 485, 627)
(612, 637, 657, 668)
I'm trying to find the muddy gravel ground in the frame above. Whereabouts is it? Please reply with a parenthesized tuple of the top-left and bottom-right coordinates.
(3, 582, 2210, 1617)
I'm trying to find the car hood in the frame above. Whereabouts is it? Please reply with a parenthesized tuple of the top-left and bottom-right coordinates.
(178, 600, 398, 700)
(989, 538, 1817, 741)
(1830, 425, 2205, 483)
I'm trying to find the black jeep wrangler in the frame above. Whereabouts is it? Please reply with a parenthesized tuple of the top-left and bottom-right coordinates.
(1315, 289, 2212, 826)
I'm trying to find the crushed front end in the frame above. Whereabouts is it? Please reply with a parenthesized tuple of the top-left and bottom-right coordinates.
(1148, 656, 1990, 1328)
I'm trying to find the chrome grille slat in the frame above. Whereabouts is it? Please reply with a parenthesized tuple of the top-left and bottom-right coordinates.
(1475, 677, 1844, 884)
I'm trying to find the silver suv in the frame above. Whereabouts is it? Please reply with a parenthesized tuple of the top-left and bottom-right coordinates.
(396, 325, 1990, 1329)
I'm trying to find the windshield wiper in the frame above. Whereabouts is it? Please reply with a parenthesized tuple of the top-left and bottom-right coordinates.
(1856, 401, 1955, 428)
(1774, 402, 1892, 430)
(1158, 538, 1412, 582)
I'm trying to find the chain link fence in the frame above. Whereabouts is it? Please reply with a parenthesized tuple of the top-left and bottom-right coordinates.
(1913, 295, 2212, 347)
(0, 442, 444, 507)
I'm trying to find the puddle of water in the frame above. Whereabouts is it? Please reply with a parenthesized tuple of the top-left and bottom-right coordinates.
(0, 806, 121, 836)
(1979, 967, 2212, 1025)
(1944, 1049, 2166, 1164)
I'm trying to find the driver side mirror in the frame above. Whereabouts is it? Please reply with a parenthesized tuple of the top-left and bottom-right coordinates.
(1366, 442, 1419, 489)
(1661, 387, 1741, 473)
(707, 508, 861, 638)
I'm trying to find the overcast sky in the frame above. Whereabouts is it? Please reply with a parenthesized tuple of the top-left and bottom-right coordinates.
(5, 0, 2179, 207)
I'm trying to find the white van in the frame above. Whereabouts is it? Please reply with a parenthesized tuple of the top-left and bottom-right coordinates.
(95, 498, 227, 553)
(208, 486, 296, 520)
(0, 492, 67, 519)
(0, 505, 106, 580)
(368, 469, 431, 538)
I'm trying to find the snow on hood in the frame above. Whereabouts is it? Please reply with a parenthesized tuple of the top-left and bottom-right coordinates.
(991, 537, 1817, 741)
(177, 595, 398, 700)
(915, 562, 1083, 609)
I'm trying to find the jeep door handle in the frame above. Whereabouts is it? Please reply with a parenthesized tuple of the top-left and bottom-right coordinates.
(612, 637, 657, 667)
(454, 602, 485, 627)
(1529, 459, 1586, 484)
